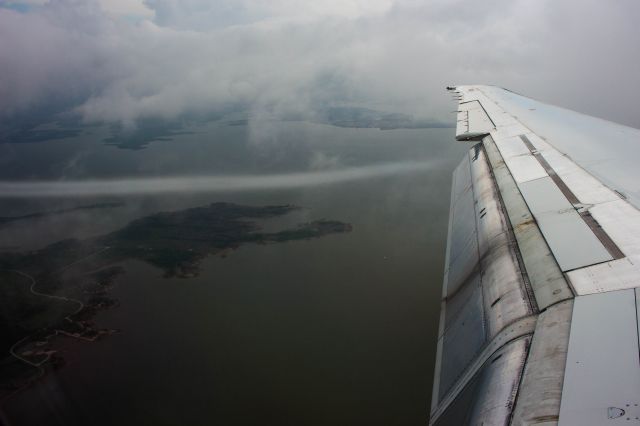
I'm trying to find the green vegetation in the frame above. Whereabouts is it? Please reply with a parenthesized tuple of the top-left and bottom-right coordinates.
(0, 202, 351, 398)
(0, 203, 123, 227)
(318, 107, 451, 130)
(104, 119, 194, 150)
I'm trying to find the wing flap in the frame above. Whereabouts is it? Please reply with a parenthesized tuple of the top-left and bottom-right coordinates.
(434, 84, 640, 425)
(430, 143, 535, 423)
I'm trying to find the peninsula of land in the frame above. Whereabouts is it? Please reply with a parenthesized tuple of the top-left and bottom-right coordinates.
(0, 202, 351, 399)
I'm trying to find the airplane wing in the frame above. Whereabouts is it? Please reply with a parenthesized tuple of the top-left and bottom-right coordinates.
(430, 85, 640, 425)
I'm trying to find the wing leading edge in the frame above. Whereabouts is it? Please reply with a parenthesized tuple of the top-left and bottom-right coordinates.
(431, 85, 640, 425)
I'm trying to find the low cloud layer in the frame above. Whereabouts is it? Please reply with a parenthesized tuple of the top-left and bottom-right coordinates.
(0, 160, 437, 197)
(1, 0, 640, 129)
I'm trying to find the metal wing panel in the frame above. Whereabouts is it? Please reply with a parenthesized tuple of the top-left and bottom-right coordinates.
(522, 132, 621, 205)
(431, 141, 535, 424)
(511, 300, 573, 426)
(501, 154, 547, 184)
(558, 289, 640, 425)
(482, 135, 573, 309)
(438, 275, 486, 399)
(437, 85, 640, 426)
(518, 177, 613, 271)
(470, 146, 534, 335)
(479, 85, 640, 210)
(432, 337, 531, 426)
(437, 152, 487, 401)
(456, 85, 638, 291)
(479, 241, 532, 337)
(456, 100, 494, 141)
(445, 155, 478, 298)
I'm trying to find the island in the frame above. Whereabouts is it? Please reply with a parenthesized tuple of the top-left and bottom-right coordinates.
(0, 202, 352, 400)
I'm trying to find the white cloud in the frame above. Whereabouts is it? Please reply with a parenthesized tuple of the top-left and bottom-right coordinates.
(309, 152, 341, 171)
(0, 160, 437, 197)
(1, 0, 639, 128)
(101, 0, 152, 17)
(143, 0, 393, 30)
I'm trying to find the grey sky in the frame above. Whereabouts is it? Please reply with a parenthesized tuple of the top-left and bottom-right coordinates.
(1, 0, 639, 128)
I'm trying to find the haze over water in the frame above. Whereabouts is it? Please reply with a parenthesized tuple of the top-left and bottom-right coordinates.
(0, 120, 467, 425)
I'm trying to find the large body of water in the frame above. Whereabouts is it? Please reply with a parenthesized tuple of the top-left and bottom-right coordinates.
(0, 120, 467, 425)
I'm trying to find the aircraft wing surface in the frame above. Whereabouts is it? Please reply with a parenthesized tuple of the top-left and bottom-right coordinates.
(430, 85, 640, 425)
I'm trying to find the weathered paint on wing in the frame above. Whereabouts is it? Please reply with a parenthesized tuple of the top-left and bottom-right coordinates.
(431, 85, 640, 426)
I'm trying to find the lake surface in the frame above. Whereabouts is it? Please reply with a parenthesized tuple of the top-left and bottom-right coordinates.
(0, 120, 467, 425)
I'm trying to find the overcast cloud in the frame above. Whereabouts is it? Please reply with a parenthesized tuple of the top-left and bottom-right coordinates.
(1, 0, 639, 129)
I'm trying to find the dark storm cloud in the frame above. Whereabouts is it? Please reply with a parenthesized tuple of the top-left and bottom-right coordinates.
(1, 0, 639, 128)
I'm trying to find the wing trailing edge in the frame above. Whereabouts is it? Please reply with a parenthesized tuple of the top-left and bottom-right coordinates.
(431, 85, 640, 425)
